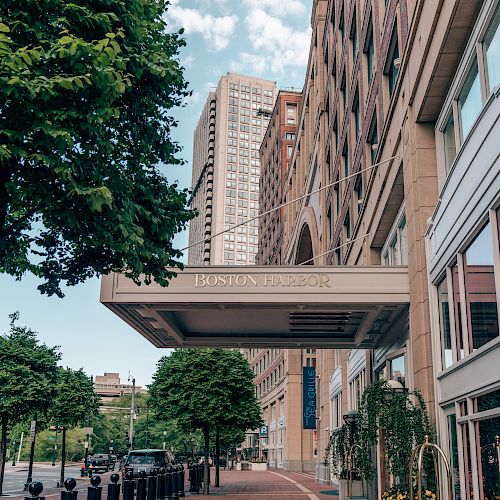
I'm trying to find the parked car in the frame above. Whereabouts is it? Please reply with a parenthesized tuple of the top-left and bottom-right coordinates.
(90, 454, 113, 473)
(122, 449, 174, 479)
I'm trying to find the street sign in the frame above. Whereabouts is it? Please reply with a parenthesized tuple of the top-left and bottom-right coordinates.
(82, 427, 93, 436)
(29, 420, 36, 442)
(302, 367, 316, 429)
(259, 425, 268, 437)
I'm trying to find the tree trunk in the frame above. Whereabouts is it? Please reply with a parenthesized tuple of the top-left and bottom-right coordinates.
(203, 426, 210, 495)
(215, 426, 220, 487)
(59, 426, 66, 487)
(0, 415, 8, 497)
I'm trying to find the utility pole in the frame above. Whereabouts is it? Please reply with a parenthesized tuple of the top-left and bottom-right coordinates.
(17, 432, 23, 464)
(128, 377, 136, 452)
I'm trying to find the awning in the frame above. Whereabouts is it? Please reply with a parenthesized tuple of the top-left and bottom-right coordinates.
(100, 266, 409, 348)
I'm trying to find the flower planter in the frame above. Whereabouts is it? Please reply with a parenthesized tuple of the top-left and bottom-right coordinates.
(250, 462, 267, 471)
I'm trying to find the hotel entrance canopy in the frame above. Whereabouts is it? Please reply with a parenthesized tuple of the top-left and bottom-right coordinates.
(100, 266, 409, 349)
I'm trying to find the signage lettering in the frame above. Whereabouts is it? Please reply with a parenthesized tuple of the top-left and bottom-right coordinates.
(302, 367, 316, 430)
(195, 273, 331, 288)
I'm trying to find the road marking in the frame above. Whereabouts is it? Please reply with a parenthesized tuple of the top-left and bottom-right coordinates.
(268, 471, 320, 500)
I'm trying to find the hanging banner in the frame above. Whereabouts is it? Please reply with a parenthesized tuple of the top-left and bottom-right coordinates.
(302, 367, 316, 429)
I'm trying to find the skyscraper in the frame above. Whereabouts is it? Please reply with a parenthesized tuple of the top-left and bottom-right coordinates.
(188, 73, 277, 266)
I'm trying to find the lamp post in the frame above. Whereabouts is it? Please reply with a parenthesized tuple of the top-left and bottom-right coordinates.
(383, 379, 408, 401)
(11, 441, 16, 467)
(163, 431, 167, 451)
(109, 439, 114, 454)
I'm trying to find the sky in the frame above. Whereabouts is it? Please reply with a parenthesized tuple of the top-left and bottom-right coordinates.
(0, 0, 313, 387)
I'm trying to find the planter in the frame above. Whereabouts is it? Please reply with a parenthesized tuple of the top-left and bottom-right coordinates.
(250, 462, 267, 471)
(339, 479, 367, 500)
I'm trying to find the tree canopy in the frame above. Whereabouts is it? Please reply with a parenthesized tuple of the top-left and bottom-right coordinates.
(49, 367, 100, 429)
(0, 312, 60, 495)
(0, 0, 194, 296)
(149, 349, 262, 494)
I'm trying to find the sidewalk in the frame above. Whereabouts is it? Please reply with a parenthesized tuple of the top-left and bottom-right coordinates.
(190, 468, 339, 499)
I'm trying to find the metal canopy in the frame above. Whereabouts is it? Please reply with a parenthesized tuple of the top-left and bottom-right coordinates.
(100, 266, 409, 348)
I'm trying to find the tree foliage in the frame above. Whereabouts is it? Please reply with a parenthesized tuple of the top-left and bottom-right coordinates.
(149, 349, 262, 494)
(49, 367, 100, 428)
(0, 0, 194, 296)
(0, 312, 60, 495)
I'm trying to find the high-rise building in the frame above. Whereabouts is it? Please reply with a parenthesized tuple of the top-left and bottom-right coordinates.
(188, 73, 277, 266)
(94, 373, 148, 405)
(245, 90, 317, 471)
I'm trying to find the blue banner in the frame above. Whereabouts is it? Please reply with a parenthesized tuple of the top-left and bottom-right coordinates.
(303, 367, 316, 429)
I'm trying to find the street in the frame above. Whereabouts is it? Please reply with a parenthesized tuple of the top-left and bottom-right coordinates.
(2, 462, 114, 498)
(3, 466, 339, 500)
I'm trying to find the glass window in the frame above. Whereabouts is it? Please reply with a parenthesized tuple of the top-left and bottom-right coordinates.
(477, 415, 500, 499)
(443, 115, 457, 174)
(437, 277, 453, 368)
(451, 264, 465, 360)
(484, 8, 500, 94)
(389, 355, 405, 386)
(385, 26, 399, 97)
(367, 113, 378, 165)
(463, 222, 499, 350)
(460, 62, 482, 139)
(447, 414, 461, 500)
(365, 26, 374, 83)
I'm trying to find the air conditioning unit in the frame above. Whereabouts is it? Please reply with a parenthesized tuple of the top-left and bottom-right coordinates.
(358, 199, 364, 205)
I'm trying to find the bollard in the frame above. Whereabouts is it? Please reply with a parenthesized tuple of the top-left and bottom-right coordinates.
(87, 475, 102, 500)
(24, 481, 45, 500)
(61, 478, 78, 500)
(196, 464, 202, 493)
(170, 465, 179, 500)
(106, 474, 120, 500)
(188, 462, 195, 493)
(178, 464, 185, 498)
(122, 471, 135, 500)
(146, 469, 157, 500)
(165, 466, 173, 500)
(157, 468, 166, 500)
(136, 470, 147, 500)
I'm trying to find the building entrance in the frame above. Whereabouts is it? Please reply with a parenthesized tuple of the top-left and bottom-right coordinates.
(100, 265, 409, 349)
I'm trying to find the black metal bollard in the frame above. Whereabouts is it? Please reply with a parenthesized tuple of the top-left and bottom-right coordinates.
(197, 464, 202, 493)
(136, 470, 147, 500)
(147, 469, 157, 500)
(87, 475, 102, 500)
(106, 474, 120, 500)
(165, 466, 173, 500)
(178, 464, 185, 498)
(61, 478, 78, 500)
(157, 467, 166, 500)
(24, 481, 45, 500)
(188, 462, 195, 493)
(122, 471, 135, 500)
(171, 465, 179, 500)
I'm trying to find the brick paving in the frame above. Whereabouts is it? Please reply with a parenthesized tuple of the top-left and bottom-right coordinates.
(189, 468, 339, 499)
(6, 467, 339, 500)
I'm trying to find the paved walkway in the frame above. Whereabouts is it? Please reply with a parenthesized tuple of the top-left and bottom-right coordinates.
(4, 468, 339, 499)
(191, 469, 339, 499)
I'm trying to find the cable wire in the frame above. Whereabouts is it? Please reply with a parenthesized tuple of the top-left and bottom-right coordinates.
(182, 154, 399, 253)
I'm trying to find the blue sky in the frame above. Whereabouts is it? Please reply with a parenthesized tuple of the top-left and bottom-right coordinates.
(0, 0, 313, 387)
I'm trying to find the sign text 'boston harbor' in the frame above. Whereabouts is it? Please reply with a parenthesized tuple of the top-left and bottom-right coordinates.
(194, 273, 332, 288)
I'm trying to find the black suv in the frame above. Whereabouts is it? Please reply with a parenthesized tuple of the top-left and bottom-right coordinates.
(122, 449, 173, 479)
(91, 454, 113, 473)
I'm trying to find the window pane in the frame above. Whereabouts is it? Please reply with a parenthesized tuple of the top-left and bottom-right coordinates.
(460, 62, 482, 139)
(438, 278, 453, 368)
(477, 415, 500, 499)
(464, 222, 499, 350)
(485, 9, 500, 93)
(444, 115, 457, 174)
(389, 355, 405, 386)
(447, 414, 461, 500)
(452, 264, 465, 360)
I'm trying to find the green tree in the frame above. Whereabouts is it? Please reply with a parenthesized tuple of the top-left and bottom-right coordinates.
(149, 349, 262, 494)
(48, 367, 99, 485)
(0, 313, 59, 495)
(0, 0, 194, 297)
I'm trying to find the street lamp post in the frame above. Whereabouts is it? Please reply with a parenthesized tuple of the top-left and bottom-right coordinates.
(109, 439, 114, 455)
(163, 431, 167, 451)
(11, 441, 16, 467)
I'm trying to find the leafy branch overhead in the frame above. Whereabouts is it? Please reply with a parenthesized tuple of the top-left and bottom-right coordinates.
(0, 0, 195, 296)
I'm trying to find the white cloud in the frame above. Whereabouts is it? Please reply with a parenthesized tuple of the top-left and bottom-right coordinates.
(232, 9, 311, 76)
(184, 91, 201, 107)
(165, 1, 238, 51)
(230, 53, 267, 74)
(243, 0, 306, 17)
(180, 54, 195, 69)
